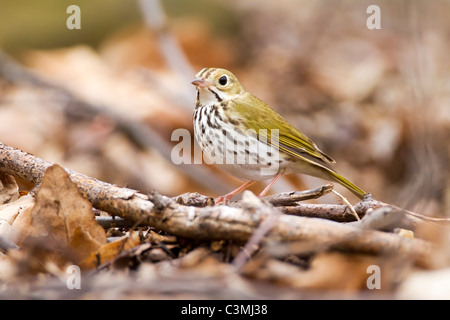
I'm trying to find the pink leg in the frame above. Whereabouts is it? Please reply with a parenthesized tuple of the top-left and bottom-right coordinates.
(215, 181, 255, 204)
(258, 172, 284, 198)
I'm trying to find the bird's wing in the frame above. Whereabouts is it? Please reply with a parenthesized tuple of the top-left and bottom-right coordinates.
(231, 93, 335, 166)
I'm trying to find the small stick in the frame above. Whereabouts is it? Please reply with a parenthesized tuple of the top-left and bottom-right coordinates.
(332, 189, 360, 221)
(264, 184, 334, 206)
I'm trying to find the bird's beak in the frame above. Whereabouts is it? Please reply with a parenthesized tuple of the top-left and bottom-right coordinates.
(191, 78, 211, 88)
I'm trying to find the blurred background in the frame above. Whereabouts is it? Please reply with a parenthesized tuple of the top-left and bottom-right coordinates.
(0, 0, 448, 216)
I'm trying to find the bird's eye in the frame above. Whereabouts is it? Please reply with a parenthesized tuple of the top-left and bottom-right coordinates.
(218, 75, 228, 86)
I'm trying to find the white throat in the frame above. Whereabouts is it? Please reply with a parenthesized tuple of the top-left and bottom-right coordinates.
(197, 87, 224, 107)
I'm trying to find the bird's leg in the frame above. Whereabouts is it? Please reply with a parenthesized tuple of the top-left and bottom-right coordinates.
(215, 181, 255, 205)
(258, 172, 284, 198)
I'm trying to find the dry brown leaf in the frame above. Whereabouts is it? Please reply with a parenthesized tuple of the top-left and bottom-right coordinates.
(26, 164, 107, 262)
(2, 164, 145, 272)
(0, 194, 35, 244)
(0, 173, 19, 204)
(80, 230, 141, 269)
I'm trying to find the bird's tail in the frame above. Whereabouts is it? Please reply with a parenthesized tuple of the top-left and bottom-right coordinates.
(323, 167, 367, 200)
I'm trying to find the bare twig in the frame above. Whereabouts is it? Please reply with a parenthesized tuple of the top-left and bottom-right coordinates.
(263, 184, 334, 206)
(0, 50, 51, 87)
(95, 216, 137, 229)
(349, 206, 405, 231)
(138, 0, 195, 107)
(174, 192, 214, 207)
(332, 189, 360, 221)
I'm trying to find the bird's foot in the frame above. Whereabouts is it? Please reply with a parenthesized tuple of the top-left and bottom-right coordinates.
(214, 195, 232, 205)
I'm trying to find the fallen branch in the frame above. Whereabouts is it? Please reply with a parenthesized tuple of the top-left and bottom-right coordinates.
(0, 142, 435, 267)
(177, 187, 383, 223)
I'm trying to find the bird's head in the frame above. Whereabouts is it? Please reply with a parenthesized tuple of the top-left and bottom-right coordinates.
(192, 68, 244, 106)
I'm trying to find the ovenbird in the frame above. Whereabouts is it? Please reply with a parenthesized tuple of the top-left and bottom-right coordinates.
(192, 67, 367, 204)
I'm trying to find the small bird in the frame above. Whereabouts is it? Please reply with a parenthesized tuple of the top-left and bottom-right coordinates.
(192, 67, 367, 204)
